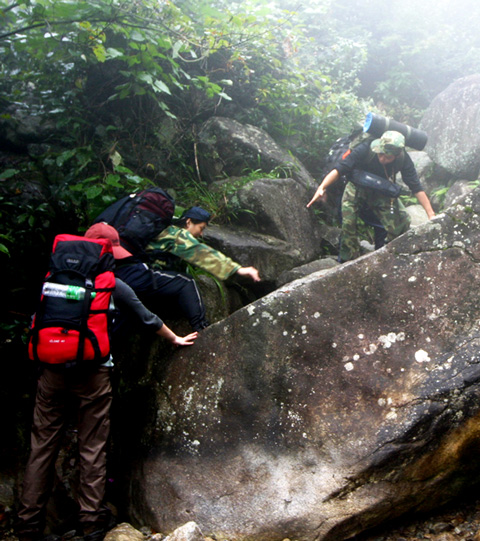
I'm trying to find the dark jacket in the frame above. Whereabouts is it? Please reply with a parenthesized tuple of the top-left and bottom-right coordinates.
(336, 141, 424, 194)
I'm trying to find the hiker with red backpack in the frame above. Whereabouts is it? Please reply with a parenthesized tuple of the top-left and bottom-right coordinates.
(307, 130, 435, 262)
(17, 234, 197, 541)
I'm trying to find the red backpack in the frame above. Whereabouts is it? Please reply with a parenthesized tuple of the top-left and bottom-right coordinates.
(28, 234, 116, 366)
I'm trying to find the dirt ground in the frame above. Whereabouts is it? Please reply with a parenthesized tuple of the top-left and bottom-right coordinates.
(3, 493, 480, 541)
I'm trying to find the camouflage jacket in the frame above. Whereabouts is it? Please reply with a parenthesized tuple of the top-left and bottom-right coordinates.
(147, 225, 241, 280)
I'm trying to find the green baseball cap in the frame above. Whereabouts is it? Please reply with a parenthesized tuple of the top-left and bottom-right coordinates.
(371, 130, 405, 156)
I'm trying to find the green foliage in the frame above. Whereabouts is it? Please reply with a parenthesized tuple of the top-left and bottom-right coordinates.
(1, 0, 367, 220)
(184, 262, 228, 306)
(176, 175, 254, 224)
(468, 180, 480, 190)
(399, 192, 418, 207)
(176, 163, 291, 224)
(430, 185, 450, 210)
(2, 0, 478, 342)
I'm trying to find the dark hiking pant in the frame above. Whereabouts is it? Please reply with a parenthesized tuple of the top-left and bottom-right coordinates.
(17, 365, 112, 537)
(358, 207, 388, 249)
(115, 262, 209, 331)
(140, 270, 208, 331)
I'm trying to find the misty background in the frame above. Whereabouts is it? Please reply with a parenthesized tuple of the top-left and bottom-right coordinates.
(1, 0, 480, 338)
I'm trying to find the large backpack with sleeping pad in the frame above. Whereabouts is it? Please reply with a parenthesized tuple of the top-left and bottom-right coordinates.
(323, 128, 403, 197)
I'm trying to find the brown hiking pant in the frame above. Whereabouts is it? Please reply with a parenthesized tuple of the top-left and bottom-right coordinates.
(17, 365, 112, 536)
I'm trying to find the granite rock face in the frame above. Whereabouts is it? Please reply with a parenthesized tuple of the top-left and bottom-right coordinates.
(197, 116, 316, 189)
(124, 188, 480, 540)
(421, 74, 480, 180)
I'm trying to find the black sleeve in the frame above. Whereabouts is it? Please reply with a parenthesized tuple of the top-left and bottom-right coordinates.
(113, 278, 164, 332)
(400, 152, 424, 194)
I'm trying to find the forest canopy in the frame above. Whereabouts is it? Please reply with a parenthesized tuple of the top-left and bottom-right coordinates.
(1, 0, 480, 337)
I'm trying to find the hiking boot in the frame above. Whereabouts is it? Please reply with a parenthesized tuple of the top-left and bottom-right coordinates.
(81, 513, 116, 541)
(83, 528, 107, 541)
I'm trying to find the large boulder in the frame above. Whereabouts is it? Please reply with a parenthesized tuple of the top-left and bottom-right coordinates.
(276, 257, 339, 288)
(197, 116, 316, 189)
(405, 203, 429, 227)
(199, 176, 333, 284)
(231, 177, 323, 261)
(203, 225, 319, 285)
(408, 150, 451, 194)
(123, 187, 480, 540)
(443, 179, 476, 210)
(0, 102, 56, 151)
(420, 74, 480, 180)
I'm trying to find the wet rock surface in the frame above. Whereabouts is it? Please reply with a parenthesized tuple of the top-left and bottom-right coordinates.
(119, 187, 480, 540)
(3, 499, 480, 541)
(421, 74, 480, 181)
(197, 116, 315, 189)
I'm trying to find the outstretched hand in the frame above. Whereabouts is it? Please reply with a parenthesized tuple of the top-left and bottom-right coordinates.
(237, 266, 261, 282)
(172, 332, 198, 346)
(306, 186, 325, 208)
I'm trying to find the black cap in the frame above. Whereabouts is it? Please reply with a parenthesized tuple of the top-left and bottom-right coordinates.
(181, 206, 211, 223)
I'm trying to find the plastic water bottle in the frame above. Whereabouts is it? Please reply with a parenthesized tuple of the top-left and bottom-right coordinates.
(42, 283, 96, 300)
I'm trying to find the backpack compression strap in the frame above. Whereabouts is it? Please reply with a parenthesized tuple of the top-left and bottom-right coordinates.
(73, 278, 94, 366)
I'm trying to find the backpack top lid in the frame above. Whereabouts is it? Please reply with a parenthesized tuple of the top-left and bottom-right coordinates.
(50, 234, 115, 277)
(52, 233, 114, 255)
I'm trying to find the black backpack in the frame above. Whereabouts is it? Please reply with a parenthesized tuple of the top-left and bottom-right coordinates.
(322, 126, 371, 176)
(93, 187, 175, 255)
